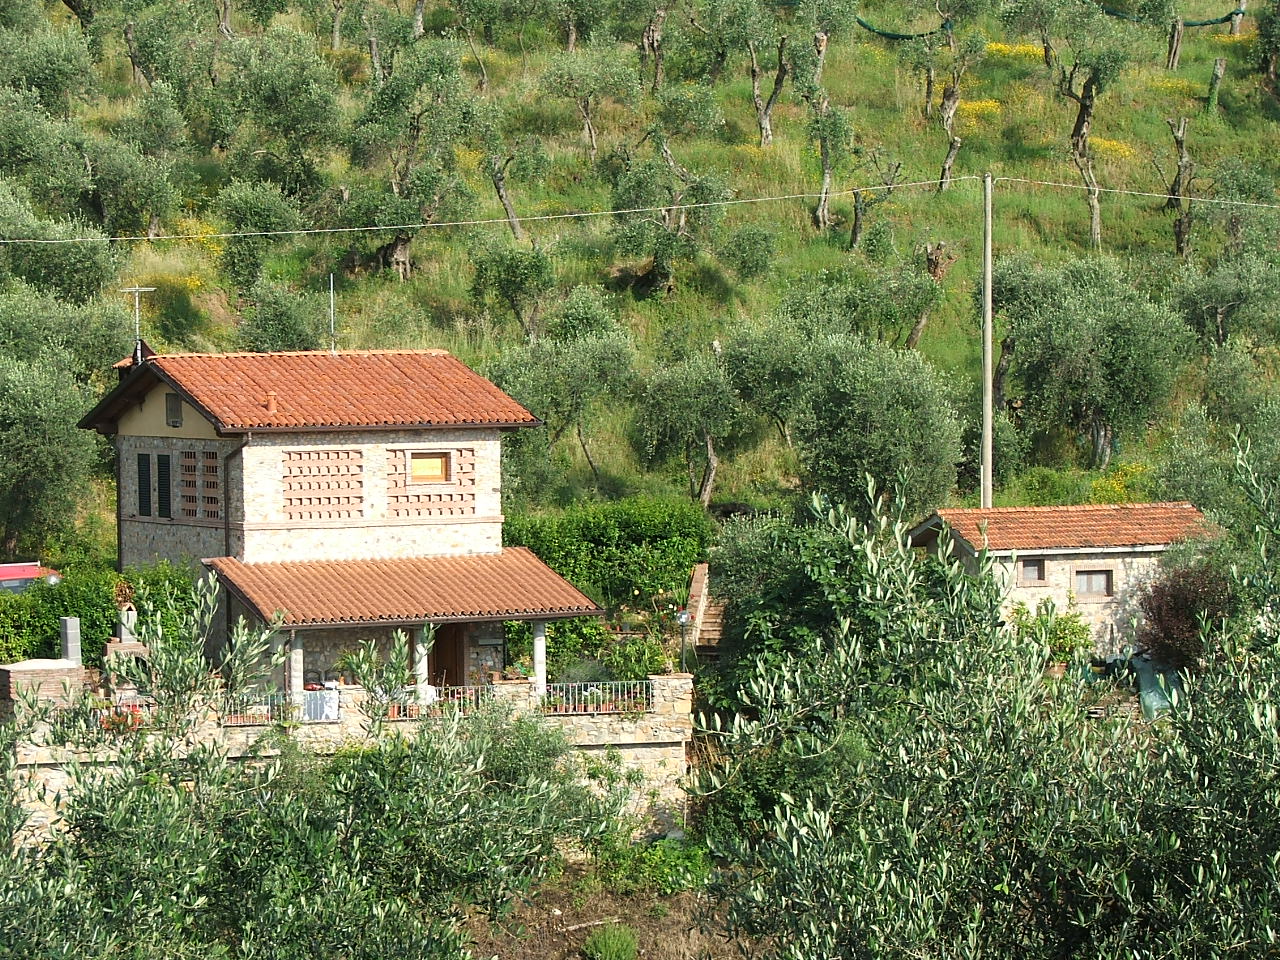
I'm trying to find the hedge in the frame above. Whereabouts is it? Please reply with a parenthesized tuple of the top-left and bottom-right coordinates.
(504, 497, 714, 609)
(0, 562, 194, 668)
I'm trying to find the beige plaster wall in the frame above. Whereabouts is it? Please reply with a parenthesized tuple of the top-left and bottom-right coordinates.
(116, 390, 221, 441)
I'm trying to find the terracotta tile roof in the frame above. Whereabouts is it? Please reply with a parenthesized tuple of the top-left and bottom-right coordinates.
(205, 548, 601, 627)
(923, 501, 1208, 553)
(94, 350, 537, 432)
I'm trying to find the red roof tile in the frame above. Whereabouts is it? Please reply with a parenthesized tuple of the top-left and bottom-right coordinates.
(92, 350, 537, 432)
(924, 501, 1208, 553)
(205, 548, 601, 627)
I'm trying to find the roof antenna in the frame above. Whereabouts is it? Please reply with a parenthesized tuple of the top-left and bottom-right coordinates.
(329, 273, 337, 355)
(119, 285, 156, 364)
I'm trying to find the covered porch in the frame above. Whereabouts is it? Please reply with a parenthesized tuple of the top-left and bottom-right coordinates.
(204, 548, 603, 714)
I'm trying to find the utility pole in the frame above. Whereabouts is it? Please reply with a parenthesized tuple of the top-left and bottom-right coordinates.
(329, 273, 337, 354)
(980, 173, 994, 509)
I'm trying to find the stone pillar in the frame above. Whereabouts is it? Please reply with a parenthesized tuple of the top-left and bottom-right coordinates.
(118, 606, 137, 643)
(286, 631, 303, 694)
(490, 678, 535, 714)
(59, 618, 81, 665)
(532, 620, 547, 699)
(414, 626, 431, 697)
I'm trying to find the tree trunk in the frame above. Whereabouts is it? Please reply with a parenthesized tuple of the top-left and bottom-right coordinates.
(1065, 70, 1103, 250)
(1090, 420, 1113, 470)
(331, 0, 344, 51)
(905, 242, 958, 348)
(812, 31, 828, 86)
(749, 37, 788, 148)
(642, 9, 667, 93)
(566, 19, 577, 51)
(489, 156, 526, 242)
(698, 428, 718, 508)
(61, 0, 94, 30)
(148, 213, 160, 240)
(1040, 28, 1055, 69)
(579, 100, 598, 161)
(463, 28, 488, 91)
(939, 78, 959, 135)
(922, 64, 935, 120)
(1164, 117, 1194, 259)
(1207, 58, 1226, 112)
(1215, 305, 1228, 345)
(412, 0, 425, 39)
(366, 15, 384, 85)
(993, 334, 1015, 416)
(1166, 18, 1184, 71)
(1231, 0, 1246, 35)
(849, 190, 866, 248)
(217, 0, 233, 37)
(937, 136, 962, 192)
(123, 23, 155, 86)
(577, 423, 601, 486)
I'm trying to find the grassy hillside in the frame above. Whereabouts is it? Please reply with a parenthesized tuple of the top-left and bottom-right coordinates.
(5, 0, 1280, 553)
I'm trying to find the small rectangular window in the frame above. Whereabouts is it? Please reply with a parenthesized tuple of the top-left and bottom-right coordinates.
(137, 454, 152, 517)
(156, 454, 172, 519)
(1075, 569, 1113, 597)
(1020, 558, 1046, 584)
(165, 392, 183, 428)
(409, 451, 450, 484)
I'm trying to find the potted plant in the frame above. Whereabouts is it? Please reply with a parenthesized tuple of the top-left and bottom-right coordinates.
(1011, 599, 1094, 678)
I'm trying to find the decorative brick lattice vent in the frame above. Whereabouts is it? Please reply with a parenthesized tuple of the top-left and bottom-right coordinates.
(202, 451, 221, 520)
(283, 449, 364, 521)
(387, 448, 477, 518)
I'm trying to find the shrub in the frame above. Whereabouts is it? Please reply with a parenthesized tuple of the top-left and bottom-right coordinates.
(593, 835, 711, 896)
(1138, 563, 1234, 669)
(582, 924, 638, 960)
(718, 225, 776, 280)
(1008, 598, 1093, 661)
(505, 497, 713, 609)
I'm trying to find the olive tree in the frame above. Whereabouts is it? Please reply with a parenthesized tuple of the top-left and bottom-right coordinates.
(790, 334, 962, 517)
(994, 256, 1188, 469)
(632, 349, 755, 507)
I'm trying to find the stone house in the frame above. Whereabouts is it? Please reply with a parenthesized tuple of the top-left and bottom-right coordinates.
(908, 502, 1208, 654)
(79, 349, 602, 695)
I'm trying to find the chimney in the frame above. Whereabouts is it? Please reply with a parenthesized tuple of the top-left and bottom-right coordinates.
(59, 617, 81, 665)
(265, 391, 277, 415)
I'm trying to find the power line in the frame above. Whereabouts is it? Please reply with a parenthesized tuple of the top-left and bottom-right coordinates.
(0, 174, 1275, 246)
(993, 176, 1280, 211)
(0, 177, 972, 246)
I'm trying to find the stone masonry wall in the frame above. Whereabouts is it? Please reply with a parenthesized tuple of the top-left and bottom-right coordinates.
(116, 434, 242, 570)
(237, 428, 503, 562)
(9, 675, 695, 835)
(994, 550, 1164, 656)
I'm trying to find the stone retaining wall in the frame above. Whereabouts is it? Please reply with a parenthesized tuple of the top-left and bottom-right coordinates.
(9, 675, 695, 836)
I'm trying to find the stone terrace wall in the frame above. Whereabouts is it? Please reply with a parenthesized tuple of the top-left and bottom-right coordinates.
(9, 675, 695, 835)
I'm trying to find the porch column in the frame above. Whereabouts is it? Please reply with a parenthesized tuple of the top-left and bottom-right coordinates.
(287, 630, 304, 694)
(532, 620, 547, 699)
(413, 625, 431, 696)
